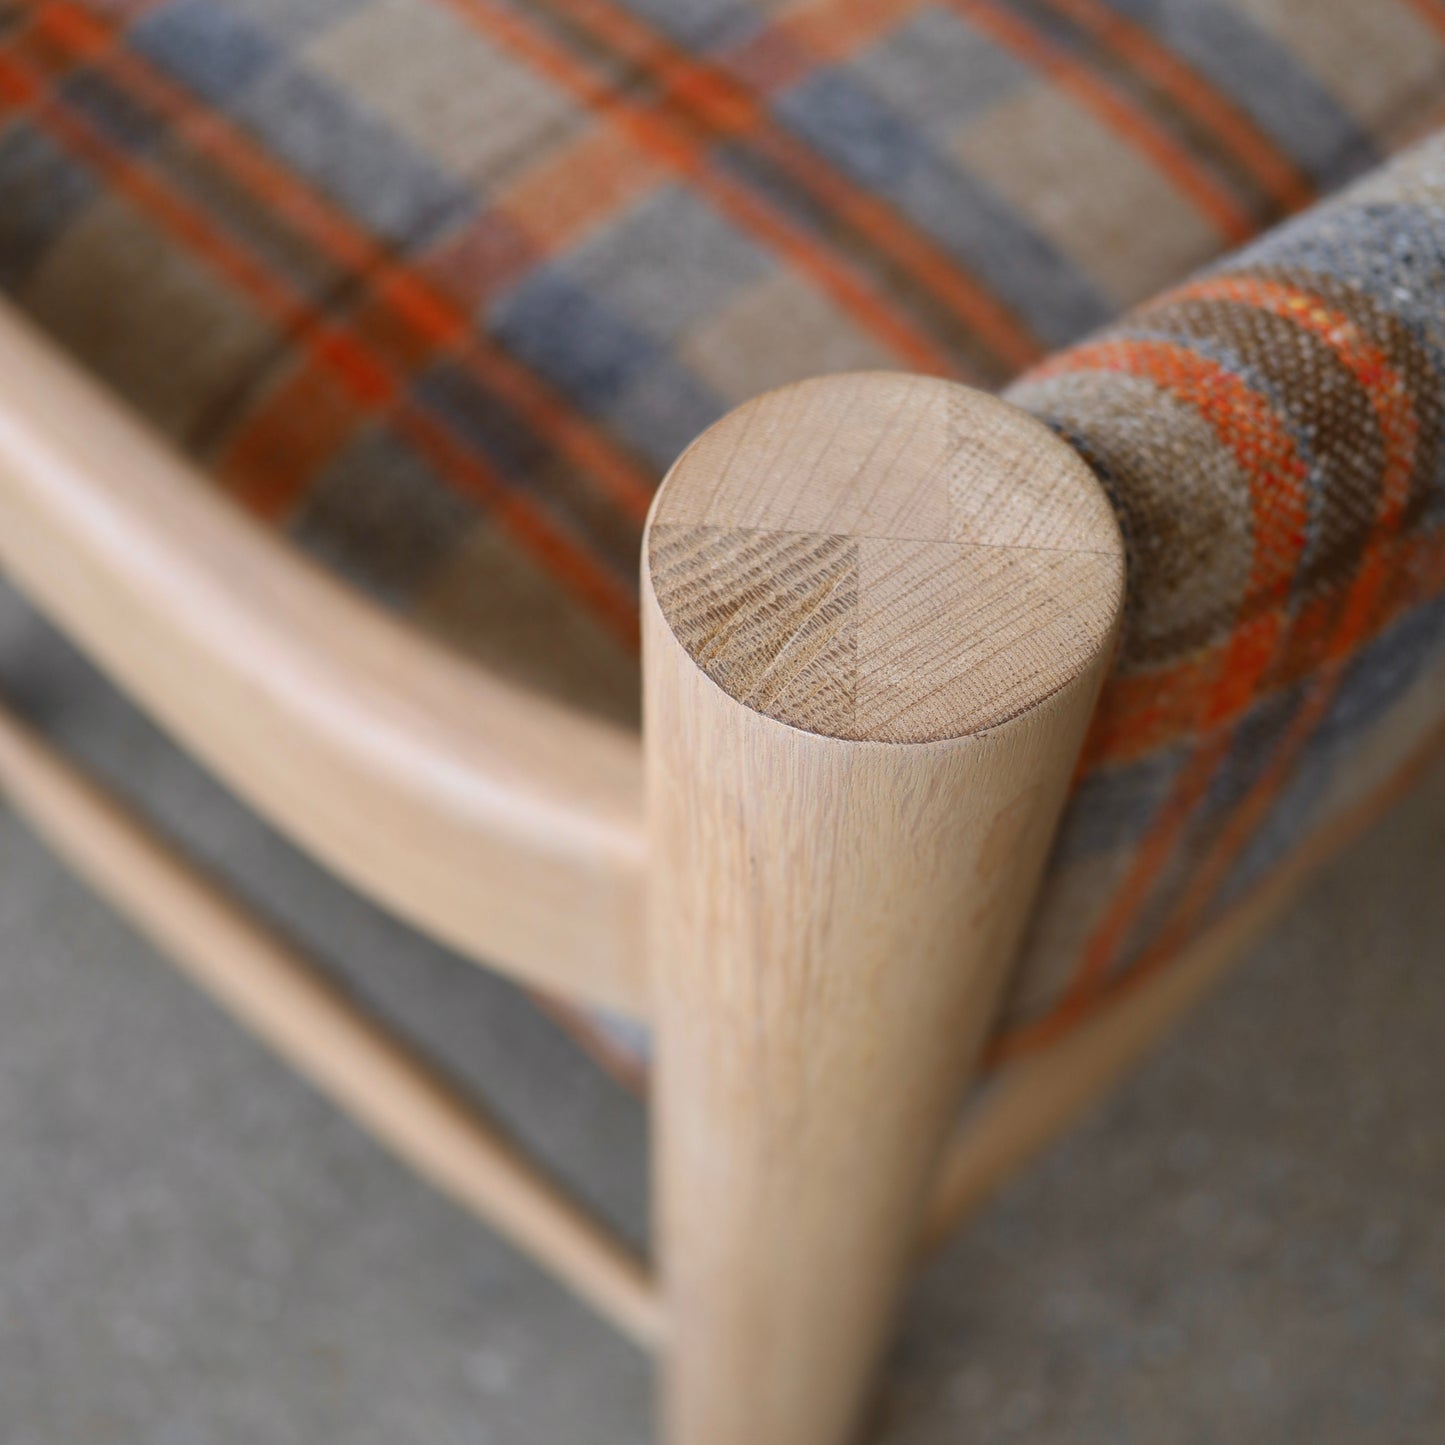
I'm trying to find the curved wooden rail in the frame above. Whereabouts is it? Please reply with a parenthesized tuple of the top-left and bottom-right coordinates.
(0, 699, 661, 1347)
(0, 303, 650, 1016)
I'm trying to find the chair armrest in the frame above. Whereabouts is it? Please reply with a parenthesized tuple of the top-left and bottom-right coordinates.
(0, 300, 650, 1013)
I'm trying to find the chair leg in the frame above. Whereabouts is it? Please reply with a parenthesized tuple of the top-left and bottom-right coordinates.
(642, 374, 1125, 1445)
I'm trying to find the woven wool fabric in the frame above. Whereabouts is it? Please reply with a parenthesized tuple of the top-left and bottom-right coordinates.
(2, 0, 1445, 1057)
(1001, 134, 1445, 1053)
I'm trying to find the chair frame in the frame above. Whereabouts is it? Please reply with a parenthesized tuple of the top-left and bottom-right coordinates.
(1, 301, 1439, 1442)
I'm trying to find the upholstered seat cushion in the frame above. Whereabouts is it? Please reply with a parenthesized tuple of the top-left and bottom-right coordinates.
(3, 0, 1445, 1057)
(1000, 135, 1445, 1052)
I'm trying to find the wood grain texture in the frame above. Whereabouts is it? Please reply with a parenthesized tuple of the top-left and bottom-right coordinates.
(648, 371, 1121, 741)
(645, 374, 1124, 1445)
(0, 697, 662, 1347)
(0, 302, 648, 1016)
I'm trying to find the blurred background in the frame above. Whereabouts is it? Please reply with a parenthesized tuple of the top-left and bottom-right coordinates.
(0, 572, 1441, 1444)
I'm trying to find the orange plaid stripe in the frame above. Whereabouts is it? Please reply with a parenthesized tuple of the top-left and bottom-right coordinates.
(24, 1, 659, 526)
(475, 0, 1045, 370)
(0, 34, 644, 642)
(998, 140, 1445, 1056)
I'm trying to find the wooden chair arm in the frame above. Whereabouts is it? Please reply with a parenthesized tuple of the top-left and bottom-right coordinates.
(0, 300, 650, 1014)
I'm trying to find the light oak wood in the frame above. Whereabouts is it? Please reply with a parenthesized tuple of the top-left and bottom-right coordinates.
(0, 698, 662, 1348)
(0, 302, 650, 1017)
(645, 374, 1124, 1445)
(920, 710, 1445, 1251)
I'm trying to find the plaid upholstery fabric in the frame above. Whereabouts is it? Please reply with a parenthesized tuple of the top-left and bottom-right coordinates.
(2, 0, 1445, 1060)
(1000, 135, 1445, 1053)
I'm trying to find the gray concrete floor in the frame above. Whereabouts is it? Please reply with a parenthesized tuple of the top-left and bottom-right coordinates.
(0, 578, 1442, 1443)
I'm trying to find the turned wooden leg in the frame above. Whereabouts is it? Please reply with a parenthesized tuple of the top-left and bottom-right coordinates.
(643, 374, 1125, 1445)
